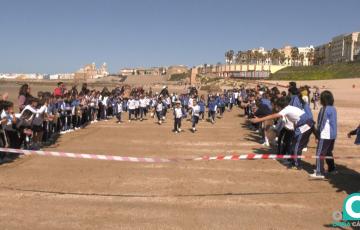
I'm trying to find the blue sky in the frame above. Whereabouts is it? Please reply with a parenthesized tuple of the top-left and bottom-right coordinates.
(0, 0, 359, 73)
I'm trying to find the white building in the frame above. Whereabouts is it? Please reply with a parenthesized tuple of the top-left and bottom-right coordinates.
(251, 47, 271, 64)
(298, 45, 314, 66)
(0, 73, 16, 79)
(315, 31, 360, 64)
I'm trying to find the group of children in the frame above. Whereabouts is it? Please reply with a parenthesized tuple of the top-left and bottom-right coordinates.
(0, 83, 243, 161)
(244, 81, 359, 179)
(1, 82, 359, 173)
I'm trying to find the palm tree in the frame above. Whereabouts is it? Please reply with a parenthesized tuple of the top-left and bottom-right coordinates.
(271, 48, 280, 65)
(279, 51, 286, 65)
(256, 52, 266, 64)
(299, 53, 305, 66)
(235, 51, 242, 64)
(306, 49, 314, 66)
(262, 52, 268, 65)
(225, 50, 234, 64)
(291, 47, 299, 66)
(246, 50, 253, 64)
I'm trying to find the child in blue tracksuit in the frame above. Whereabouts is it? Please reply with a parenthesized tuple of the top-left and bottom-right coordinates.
(217, 95, 226, 117)
(208, 96, 217, 124)
(182, 95, 189, 112)
(198, 96, 206, 120)
(312, 90, 337, 179)
(288, 85, 303, 109)
(71, 97, 81, 129)
(254, 95, 273, 146)
(348, 124, 360, 145)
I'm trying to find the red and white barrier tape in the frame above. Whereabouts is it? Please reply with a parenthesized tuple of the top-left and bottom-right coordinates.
(1, 147, 359, 163)
(193, 154, 360, 161)
(0, 147, 172, 163)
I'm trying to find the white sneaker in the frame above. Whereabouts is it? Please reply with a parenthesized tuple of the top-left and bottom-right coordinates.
(178, 128, 182, 132)
(309, 173, 325, 180)
(262, 142, 270, 147)
(192, 127, 196, 132)
(302, 147, 308, 152)
(60, 131, 66, 135)
(159, 121, 162, 124)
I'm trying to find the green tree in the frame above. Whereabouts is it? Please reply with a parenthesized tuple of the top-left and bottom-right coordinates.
(299, 53, 305, 66)
(225, 50, 234, 64)
(279, 51, 286, 65)
(271, 48, 280, 65)
(235, 51, 243, 64)
(291, 47, 299, 66)
(246, 50, 253, 64)
(306, 49, 314, 66)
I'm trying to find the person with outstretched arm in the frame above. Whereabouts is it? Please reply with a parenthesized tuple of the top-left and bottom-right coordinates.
(250, 96, 314, 170)
(348, 124, 360, 145)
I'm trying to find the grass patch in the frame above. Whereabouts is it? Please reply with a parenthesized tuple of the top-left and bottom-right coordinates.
(197, 75, 223, 84)
(270, 62, 360, 80)
(168, 73, 189, 81)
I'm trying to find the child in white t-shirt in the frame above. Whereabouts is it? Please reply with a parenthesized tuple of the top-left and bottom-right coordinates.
(173, 101, 183, 133)
(116, 98, 123, 123)
(127, 96, 136, 122)
(154, 98, 163, 125)
(191, 100, 201, 132)
(251, 97, 314, 170)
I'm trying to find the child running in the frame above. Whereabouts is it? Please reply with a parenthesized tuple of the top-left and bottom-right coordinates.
(208, 96, 217, 124)
(154, 98, 163, 125)
(173, 101, 183, 133)
(191, 100, 201, 132)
